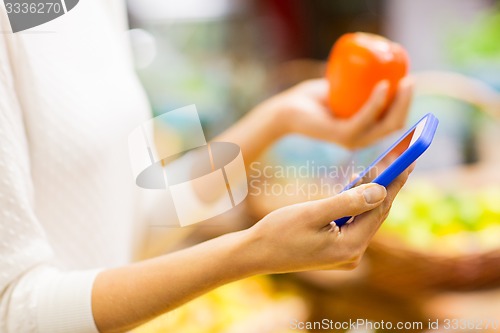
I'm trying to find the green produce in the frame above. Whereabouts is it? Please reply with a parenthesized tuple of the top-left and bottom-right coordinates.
(381, 182, 500, 255)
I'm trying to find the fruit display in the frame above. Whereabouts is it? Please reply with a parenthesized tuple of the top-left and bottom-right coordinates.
(379, 181, 500, 256)
(132, 276, 306, 333)
(326, 32, 409, 119)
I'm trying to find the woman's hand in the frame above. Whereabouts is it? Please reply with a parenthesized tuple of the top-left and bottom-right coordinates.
(215, 77, 412, 170)
(245, 167, 411, 274)
(259, 77, 414, 150)
(91, 167, 411, 333)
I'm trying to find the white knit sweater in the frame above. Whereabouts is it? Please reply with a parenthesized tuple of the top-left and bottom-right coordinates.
(0, 1, 153, 332)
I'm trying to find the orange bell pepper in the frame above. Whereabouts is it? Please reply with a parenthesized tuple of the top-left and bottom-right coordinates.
(326, 32, 409, 119)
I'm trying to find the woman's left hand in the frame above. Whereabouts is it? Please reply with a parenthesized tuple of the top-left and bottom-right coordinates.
(259, 77, 414, 150)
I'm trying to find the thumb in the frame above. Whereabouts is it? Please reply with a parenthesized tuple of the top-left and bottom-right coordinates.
(350, 80, 389, 130)
(305, 183, 387, 227)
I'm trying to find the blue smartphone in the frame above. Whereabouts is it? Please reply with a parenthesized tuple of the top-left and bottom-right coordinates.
(334, 113, 439, 226)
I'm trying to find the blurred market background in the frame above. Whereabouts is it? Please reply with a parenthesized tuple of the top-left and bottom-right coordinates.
(126, 0, 500, 332)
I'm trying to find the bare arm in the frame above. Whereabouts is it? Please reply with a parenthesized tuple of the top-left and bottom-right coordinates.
(92, 230, 257, 332)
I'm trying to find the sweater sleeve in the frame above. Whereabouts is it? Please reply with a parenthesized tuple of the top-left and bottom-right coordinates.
(0, 16, 101, 333)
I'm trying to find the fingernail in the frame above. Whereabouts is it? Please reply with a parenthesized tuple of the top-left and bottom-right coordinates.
(401, 76, 413, 86)
(363, 185, 386, 204)
(378, 80, 389, 91)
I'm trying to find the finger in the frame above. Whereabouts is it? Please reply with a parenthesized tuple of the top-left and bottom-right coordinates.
(407, 161, 416, 174)
(348, 80, 389, 134)
(350, 173, 361, 184)
(344, 168, 410, 240)
(383, 168, 411, 209)
(357, 76, 414, 145)
(303, 183, 387, 227)
(295, 79, 390, 146)
(380, 76, 414, 130)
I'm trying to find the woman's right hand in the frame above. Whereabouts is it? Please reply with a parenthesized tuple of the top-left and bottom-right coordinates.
(245, 167, 411, 274)
(90, 165, 411, 333)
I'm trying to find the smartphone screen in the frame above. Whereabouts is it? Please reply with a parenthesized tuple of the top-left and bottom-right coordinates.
(346, 117, 427, 190)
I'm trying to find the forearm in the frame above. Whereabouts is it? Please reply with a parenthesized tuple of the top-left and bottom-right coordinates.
(92, 229, 262, 333)
(214, 102, 285, 168)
